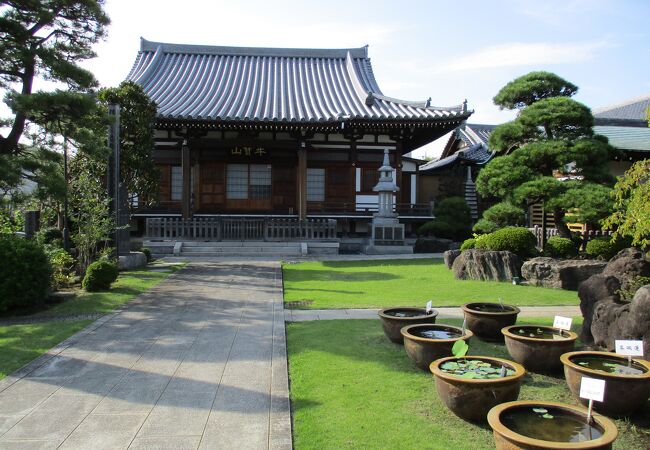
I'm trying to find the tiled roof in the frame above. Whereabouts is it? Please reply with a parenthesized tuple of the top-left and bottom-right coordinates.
(593, 94, 650, 126)
(419, 142, 493, 171)
(456, 123, 495, 147)
(594, 126, 650, 152)
(127, 38, 470, 124)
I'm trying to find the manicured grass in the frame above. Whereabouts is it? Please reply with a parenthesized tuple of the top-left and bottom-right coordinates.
(287, 318, 650, 450)
(283, 258, 578, 309)
(0, 320, 92, 380)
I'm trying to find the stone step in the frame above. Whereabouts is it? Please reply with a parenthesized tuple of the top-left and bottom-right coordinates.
(181, 246, 301, 254)
(181, 241, 302, 248)
(180, 250, 302, 257)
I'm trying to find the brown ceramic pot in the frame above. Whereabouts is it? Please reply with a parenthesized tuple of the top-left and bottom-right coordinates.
(401, 323, 472, 371)
(487, 400, 618, 450)
(502, 325, 578, 372)
(561, 351, 650, 417)
(378, 307, 438, 344)
(430, 356, 526, 422)
(462, 302, 520, 341)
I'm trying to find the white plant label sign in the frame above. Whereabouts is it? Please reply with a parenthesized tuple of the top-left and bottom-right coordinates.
(580, 376, 606, 402)
(553, 316, 572, 331)
(615, 340, 644, 357)
(425, 301, 433, 314)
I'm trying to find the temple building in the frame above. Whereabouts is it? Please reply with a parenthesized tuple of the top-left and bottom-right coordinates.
(127, 39, 471, 250)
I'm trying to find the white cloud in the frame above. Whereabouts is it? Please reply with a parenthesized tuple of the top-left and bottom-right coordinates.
(433, 41, 612, 74)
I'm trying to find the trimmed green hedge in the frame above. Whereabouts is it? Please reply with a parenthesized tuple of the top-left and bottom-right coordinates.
(545, 236, 578, 258)
(482, 227, 537, 257)
(0, 235, 52, 313)
(460, 238, 476, 251)
(82, 260, 118, 292)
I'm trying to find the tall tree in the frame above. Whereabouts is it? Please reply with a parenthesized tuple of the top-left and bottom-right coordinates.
(98, 81, 159, 209)
(476, 72, 614, 240)
(0, 0, 110, 155)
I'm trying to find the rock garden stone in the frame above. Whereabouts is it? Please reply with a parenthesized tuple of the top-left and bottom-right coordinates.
(451, 249, 522, 282)
(521, 257, 606, 290)
(578, 275, 621, 343)
(443, 249, 461, 269)
(602, 248, 650, 293)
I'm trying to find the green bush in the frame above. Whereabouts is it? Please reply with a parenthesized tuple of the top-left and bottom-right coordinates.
(483, 202, 526, 227)
(35, 227, 63, 247)
(544, 236, 578, 258)
(417, 197, 472, 241)
(585, 238, 617, 260)
(474, 234, 490, 250)
(0, 235, 52, 313)
(460, 238, 476, 251)
(45, 247, 76, 290)
(483, 227, 538, 257)
(140, 247, 152, 262)
(472, 218, 498, 235)
(82, 260, 118, 292)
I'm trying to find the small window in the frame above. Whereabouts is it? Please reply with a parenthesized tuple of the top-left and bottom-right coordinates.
(250, 164, 271, 200)
(171, 166, 182, 201)
(226, 164, 249, 199)
(307, 168, 325, 202)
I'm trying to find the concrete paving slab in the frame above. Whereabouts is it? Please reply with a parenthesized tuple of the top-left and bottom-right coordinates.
(0, 261, 292, 449)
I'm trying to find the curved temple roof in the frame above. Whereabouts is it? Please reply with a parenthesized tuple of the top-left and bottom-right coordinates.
(127, 38, 470, 125)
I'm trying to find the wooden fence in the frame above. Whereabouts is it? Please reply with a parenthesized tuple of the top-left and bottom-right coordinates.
(529, 225, 613, 249)
(145, 217, 337, 241)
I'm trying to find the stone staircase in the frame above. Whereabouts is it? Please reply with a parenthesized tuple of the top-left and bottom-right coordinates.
(179, 241, 304, 257)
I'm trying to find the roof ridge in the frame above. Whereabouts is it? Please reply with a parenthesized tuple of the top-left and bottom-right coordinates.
(593, 93, 650, 114)
(139, 37, 369, 59)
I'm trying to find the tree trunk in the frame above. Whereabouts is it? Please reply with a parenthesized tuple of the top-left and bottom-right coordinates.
(553, 209, 572, 238)
(0, 59, 35, 155)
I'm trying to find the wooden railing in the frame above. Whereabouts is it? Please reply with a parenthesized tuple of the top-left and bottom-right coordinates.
(529, 226, 613, 250)
(145, 217, 337, 241)
(306, 202, 433, 216)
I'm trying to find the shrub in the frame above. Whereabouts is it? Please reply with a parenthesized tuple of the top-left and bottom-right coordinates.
(483, 202, 526, 227)
(45, 247, 76, 290)
(585, 238, 617, 260)
(35, 227, 63, 247)
(472, 218, 498, 235)
(483, 227, 537, 257)
(474, 234, 490, 250)
(619, 276, 650, 301)
(544, 236, 578, 258)
(460, 238, 476, 251)
(82, 260, 118, 292)
(140, 247, 152, 262)
(0, 235, 52, 313)
(417, 197, 472, 241)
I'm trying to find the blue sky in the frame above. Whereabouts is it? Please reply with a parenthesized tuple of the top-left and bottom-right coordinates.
(83, 0, 650, 157)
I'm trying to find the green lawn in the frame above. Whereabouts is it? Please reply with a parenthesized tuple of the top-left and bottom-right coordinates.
(0, 263, 184, 381)
(287, 318, 650, 450)
(283, 258, 578, 309)
(0, 320, 92, 379)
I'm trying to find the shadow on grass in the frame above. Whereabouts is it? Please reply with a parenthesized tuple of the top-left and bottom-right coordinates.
(283, 269, 401, 282)
(318, 258, 442, 269)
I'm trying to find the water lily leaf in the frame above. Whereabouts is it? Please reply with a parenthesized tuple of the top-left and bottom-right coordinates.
(441, 362, 459, 370)
(452, 340, 469, 357)
(506, 369, 515, 376)
(578, 362, 588, 366)
(459, 372, 478, 379)
(518, 329, 525, 334)
(487, 374, 501, 379)
(542, 413, 554, 419)
(532, 408, 548, 414)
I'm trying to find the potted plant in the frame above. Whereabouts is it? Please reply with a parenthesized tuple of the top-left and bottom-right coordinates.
(430, 353, 526, 422)
(487, 400, 618, 449)
(461, 301, 520, 341)
(502, 325, 578, 372)
(561, 351, 650, 416)
(401, 323, 472, 371)
(378, 307, 438, 344)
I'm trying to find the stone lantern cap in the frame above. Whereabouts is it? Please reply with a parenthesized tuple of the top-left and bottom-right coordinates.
(373, 149, 400, 193)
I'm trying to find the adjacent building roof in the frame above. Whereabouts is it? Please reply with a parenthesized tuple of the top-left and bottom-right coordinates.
(594, 126, 650, 152)
(419, 123, 495, 172)
(593, 94, 650, 127)
(127, 38, 470, 127)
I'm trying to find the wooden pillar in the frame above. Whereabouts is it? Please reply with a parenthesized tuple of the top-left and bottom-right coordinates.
(182, 139, 192, 219)
(297, 141, 307, 220)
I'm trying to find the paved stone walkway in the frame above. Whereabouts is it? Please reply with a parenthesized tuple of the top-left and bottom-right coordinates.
(286, 305, 582, 322)
(0, 262, 291, 450)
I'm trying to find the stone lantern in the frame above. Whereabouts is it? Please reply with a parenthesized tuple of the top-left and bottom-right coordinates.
(370, 149, 405, 245)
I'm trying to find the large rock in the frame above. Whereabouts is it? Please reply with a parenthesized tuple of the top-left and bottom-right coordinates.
(443, 249, 461, 269)
(118, 251, 148, 271)
(590, 286, 650, 360)
(521, 257, 606, 290)
(578, 274, 621, 343)
(602, 248, 650, 293)
(414, 237, 459, 254)
(452, 249, 522, 282)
